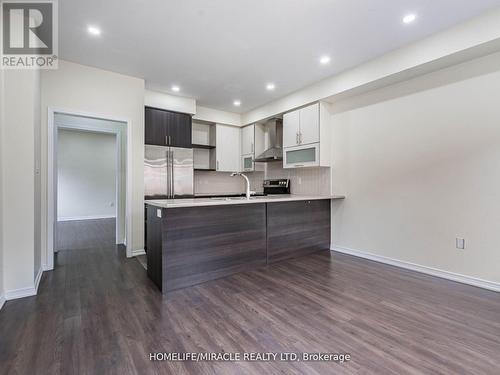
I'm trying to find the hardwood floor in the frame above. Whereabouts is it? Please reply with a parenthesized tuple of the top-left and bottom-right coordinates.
(56, 218, 116, 250)
(1, 246, 499, 374)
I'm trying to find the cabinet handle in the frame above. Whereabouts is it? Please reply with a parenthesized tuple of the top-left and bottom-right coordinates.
(296, 133, 299, 144)
(169, 135, 171, 145)
(165, 135, 168, 145)
(251, 143, 254, 153)
(217, 161, 219, 170)
(299, 132, 302, 144)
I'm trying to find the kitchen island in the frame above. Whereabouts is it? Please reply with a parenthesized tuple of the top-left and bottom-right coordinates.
(145, 195, 345, 293)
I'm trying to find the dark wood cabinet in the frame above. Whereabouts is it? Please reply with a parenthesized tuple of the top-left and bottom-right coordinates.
(145, 107, 168, 146)
(146, 205, 163, 290)
(146, 199, 331, 294)
(146, 203, 267, 292)
(267, 199, 331, 263)
(145, 106, 192, 148)
(165, 110, 192, 148)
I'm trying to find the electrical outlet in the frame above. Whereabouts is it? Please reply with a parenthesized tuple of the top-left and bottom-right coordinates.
(456, 238, 465, 250)
(298, 177, 302, 185)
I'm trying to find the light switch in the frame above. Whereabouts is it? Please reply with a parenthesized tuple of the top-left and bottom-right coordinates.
(156, 209, 162, 218)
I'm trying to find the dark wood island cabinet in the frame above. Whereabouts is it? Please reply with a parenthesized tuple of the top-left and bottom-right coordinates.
(147, 203, 267, 292)
(267, 200, 331, 263)
(146, 198, 333, 294)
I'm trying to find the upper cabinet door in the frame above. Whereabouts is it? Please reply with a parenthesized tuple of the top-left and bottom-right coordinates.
(283, 110, 300, 148)
(145, 107, 168, 146)
(299, 103, 320, 145)
(166, 111, 192, 148)
(145, 107, 192, 148)
(241, 124, 255, 155)
(216, 124, 241, 172)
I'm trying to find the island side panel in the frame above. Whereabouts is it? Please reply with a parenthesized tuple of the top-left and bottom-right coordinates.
(267, 199, 331, 263)
(162, 203, 267, 291)
(146, 205, 163, 291)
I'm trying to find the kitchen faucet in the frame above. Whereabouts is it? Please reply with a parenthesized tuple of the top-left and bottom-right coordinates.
(230, 172, 253, 199)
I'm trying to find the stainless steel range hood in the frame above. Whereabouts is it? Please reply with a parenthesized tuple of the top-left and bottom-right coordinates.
(254, 118, 283, 162)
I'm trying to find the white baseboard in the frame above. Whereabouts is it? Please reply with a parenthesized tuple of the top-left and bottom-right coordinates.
(42, 263, 53, 271)
(132, 249, 146, 257)
(4, 267, 44, 302)
(331, 245, 500, 293)
(5, 285, 37, 300)
(0, 294, 5, 310)
(34, 267, 43, 293)
(58, 215, 116, 222)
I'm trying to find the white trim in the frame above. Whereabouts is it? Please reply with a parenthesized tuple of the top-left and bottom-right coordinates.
(132, 249, 146, 257)
(3, 268, 44, 302)
(331, 245, 500, 293)
(58, 215, 116, 222)
(46, 107, 134, 271)
(5, 286, 37, 300)
(34, 268, 43, 293)
(0, 294, 5, 310)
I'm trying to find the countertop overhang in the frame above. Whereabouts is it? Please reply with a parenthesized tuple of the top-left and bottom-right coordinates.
(146, 194, 345, 208)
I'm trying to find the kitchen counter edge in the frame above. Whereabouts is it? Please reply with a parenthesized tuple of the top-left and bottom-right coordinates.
(145, 195, 346, 208)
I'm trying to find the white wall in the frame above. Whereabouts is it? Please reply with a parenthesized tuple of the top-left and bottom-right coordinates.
(330, 52, 500, 285)
(145, 89, 196, 114)
(57, 129, 116, 220)
(1, 68, 41, 298)
(194, 106, 242, 127)
(41, 60, 145, 258)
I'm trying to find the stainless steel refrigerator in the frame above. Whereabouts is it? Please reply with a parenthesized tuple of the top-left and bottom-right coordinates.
(144, 145, 194, 199)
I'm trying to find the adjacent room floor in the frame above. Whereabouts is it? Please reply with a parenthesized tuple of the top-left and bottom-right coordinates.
(56, 218, 116, 250)
(0, 246, 499, 374)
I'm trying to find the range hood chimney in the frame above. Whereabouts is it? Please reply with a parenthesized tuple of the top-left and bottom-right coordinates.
(254, 118, 283, 162)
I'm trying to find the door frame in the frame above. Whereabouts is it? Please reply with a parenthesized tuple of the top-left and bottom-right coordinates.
(46, 107, 133, 270)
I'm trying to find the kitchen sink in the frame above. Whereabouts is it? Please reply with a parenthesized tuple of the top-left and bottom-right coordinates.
(210, 196, 265, 201)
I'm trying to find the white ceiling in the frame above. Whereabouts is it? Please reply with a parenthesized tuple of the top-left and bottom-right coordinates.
(59, 0, 500, 113)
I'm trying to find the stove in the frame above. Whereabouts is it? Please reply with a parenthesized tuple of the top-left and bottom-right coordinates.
(263, 179, 291, 195)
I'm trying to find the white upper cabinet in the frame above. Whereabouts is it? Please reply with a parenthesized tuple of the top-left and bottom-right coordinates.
(283, 102, 332, 169)
(241, 124, 255, 155)
(283, 103, 320, 148)
(215, 124, 240, 172)
(239, 123, 265, 172)
(299, 103, 320, 145)
(283, 110, 300, 148)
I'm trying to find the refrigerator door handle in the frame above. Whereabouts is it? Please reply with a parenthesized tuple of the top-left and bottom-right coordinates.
(170, 150, 174, 198)
(166, 149, 170, 198)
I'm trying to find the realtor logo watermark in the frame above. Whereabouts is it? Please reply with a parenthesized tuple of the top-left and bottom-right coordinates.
(1, 0, 58, 69)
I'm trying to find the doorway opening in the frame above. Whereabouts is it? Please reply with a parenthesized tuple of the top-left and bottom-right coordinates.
(56, 127, 118, 250)
(46, 109, 131, 270)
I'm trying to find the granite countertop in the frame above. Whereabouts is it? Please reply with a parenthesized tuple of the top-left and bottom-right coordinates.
(145, 194, 345, 208)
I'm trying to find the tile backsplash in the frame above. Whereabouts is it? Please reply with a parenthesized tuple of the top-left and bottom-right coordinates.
(265, 162, 331, 196)
(194, 163, 331, 196)
(194, 171, 265, 195)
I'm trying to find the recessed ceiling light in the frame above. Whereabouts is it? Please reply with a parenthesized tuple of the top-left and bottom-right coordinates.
(87, 25, 101, 36)
(233, 100, 241, 107)
(171, 85, 180, 92)
(403, 14, 417, 24)
(266, 83, 276, 91)
(319, 56, 331, 65)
